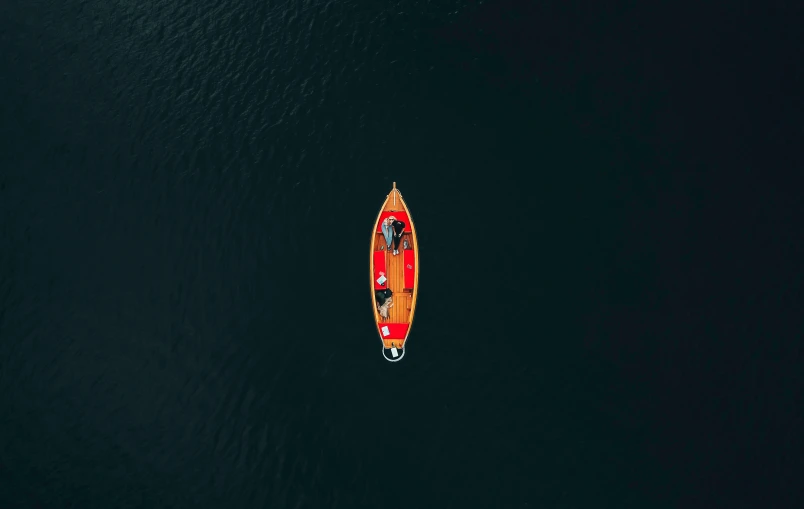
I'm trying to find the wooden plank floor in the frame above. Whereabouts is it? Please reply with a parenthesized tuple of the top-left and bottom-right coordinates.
(373, 231, 413, 323)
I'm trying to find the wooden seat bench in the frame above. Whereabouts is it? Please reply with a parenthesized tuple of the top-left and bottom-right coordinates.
(373, 250, 387, 290)
(403, 248, 415, 290)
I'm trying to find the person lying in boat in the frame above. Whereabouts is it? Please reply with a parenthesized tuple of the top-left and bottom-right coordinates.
(376, 288, 394, 319)
(391, 217, 406, 255)
(381, 216, 395, 251)
(375, 288, 393, 306)
(378, 295, 393, 319)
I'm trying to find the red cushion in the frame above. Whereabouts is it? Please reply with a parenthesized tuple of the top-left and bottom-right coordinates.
(403, 249, 415, 290)
(373, 250, 387, 290)
(377, 322, 410, 340)
(375, 211, 411, 232)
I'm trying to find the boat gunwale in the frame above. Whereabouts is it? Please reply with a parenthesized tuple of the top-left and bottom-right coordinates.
(369, 184, 419, 351)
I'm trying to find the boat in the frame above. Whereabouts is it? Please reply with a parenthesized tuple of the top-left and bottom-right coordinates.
(370, 182, 419, 362)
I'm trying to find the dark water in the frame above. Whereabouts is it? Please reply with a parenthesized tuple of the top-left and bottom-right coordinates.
(2, 1, 801, 507)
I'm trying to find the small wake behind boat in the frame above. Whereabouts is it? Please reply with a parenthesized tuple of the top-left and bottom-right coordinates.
(370, 182, 419, 362)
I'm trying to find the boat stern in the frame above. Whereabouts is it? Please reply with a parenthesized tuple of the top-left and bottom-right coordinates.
(381, 344, 405, 362)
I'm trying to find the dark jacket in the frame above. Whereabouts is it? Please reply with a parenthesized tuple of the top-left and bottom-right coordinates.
(392, 220, 406, 236)
(375, 288, 393, 305)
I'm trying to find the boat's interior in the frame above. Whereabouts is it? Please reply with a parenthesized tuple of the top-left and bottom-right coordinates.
(372, 192, 416, 329)
(373, 227, 415, 324)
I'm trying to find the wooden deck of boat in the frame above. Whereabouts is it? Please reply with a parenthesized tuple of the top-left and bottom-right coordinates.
(371, 185, 418, 347)
(372, 231, 414, 323)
